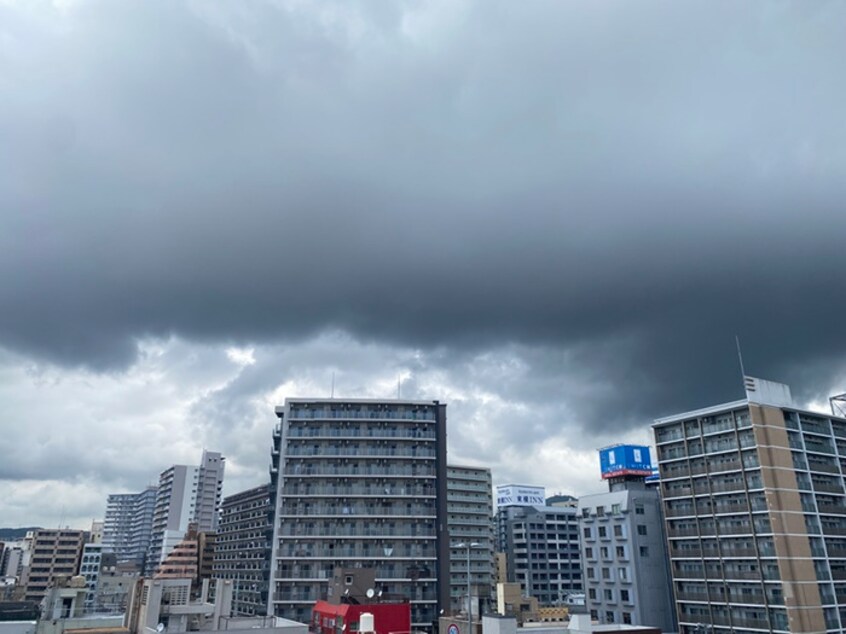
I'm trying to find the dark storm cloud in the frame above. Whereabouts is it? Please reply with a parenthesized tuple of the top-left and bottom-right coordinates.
(2, 0, 846, 429)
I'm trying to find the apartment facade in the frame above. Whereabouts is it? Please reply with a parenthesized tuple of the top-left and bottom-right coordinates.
(268, 398, 449, 631)
(102, 486, 157, 570)
(577, 445, 676, 631)
(21, 529, 88, 604)
(147, 450, 225, 575)
(79, 542, 104, 612)
(213, 483, 272, 616)
(496, 485, 582, 606)
(654, 376, 846, 634)
(446, 465, 495, 615)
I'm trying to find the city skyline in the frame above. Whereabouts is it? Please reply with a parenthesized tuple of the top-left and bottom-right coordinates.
(3, 1, 846, 530)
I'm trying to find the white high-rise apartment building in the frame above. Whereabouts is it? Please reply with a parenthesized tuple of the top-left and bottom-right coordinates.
(146, 450, 225, 575)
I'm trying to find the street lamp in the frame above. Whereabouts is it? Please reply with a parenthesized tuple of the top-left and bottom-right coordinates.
(452, 542, 483, 634)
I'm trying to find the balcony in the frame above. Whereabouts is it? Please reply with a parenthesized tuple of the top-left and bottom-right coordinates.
(668, 527, 700, 538)
(671, 548, 702, 558)
(278, 505, 435, 517)
(666, 507, 697, 518)
(807, 461, 840, 474)
(663, 486, 693, 498)
(813, 481, 844, 494)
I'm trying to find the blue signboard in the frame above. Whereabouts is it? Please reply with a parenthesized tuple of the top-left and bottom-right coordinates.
(599, 444, 653, 479)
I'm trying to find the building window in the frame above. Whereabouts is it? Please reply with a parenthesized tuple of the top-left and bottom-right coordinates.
(583, 527, 592, 539)
(585, 547, 593, 559)
(588, 589, 596, 600)
(635, 505, 644, 515)
(601, 568, 610, 580)
(616, 546, 626, 558)
(620, 589, 630, 602)
(599, 526, 607, 538)
(582, 508, 590, 518)
(639, 546, 649, 557)
(596, 506, 605, 517)
(590, 610, 598, 621)
(586, 568, 595, 579)
(637, 525, 647, 536)
(600, 547, 609, 559)
(611, 504, 621, 515)
(605, 611, 615, 623)
(614, 525, 624, 538)
(622, 612, 632, 624)
(604, 589, 613, 601)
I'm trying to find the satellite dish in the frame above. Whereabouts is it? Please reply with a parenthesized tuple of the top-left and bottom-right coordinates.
(366, 588, 375, 599)
(156, 624, 165, 633)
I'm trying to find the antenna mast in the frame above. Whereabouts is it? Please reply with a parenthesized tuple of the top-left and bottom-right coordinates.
(735, 335, 747, 379)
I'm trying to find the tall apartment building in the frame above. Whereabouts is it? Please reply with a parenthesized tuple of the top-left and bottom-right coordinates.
(268, 398, 449, 631)
(103, 486, 157, 570)
(654, 376, 846, 634)
(213, 484, 272, 616)
(147, 450, 225, 575)
(577, 445, 676, 631)
(447, 465, 495, 615)
(496, 485, 582, 606)
(20, 529, 88, 604)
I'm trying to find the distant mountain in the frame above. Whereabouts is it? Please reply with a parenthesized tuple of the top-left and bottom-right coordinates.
(0, 527, 40, 541)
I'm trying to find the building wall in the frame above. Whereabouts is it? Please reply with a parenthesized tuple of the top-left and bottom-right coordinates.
(577, 487, 675, 631)
(147, 452, 225, 575)
(268, 398, 448, 631)
(654, 384, 846, 634)
(446, 465, 495, 614)
(103, 487, 156, 570)
(213, 484, 272, 616)
(195, 451, 226, 532)
(78, 543, 103, 612)
(21, 530, 87, 604)
(496, 505, 582, 606)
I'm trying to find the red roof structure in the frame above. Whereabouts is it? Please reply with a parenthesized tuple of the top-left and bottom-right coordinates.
(311, 600, 411, 634)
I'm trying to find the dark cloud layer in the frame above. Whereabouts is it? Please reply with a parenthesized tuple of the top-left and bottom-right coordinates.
(3, 0, 846, 432)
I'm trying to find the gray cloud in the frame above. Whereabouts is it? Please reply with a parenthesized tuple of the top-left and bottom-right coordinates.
(2, 0, 846, 515)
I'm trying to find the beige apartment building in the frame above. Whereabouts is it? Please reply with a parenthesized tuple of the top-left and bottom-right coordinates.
(653, 376, 846, 634)
(21, 529, 88, 603)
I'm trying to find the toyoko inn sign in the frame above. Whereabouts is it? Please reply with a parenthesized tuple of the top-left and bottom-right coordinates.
(496, 484, 546, 507)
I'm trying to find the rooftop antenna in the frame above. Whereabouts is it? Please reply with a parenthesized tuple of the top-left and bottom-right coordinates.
(830, 394, 846, 418)
(397, 375, 401, 399)
(735, 335, 747, 379)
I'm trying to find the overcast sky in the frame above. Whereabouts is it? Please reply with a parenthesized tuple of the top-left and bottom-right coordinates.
(2, 0, 846, 528)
